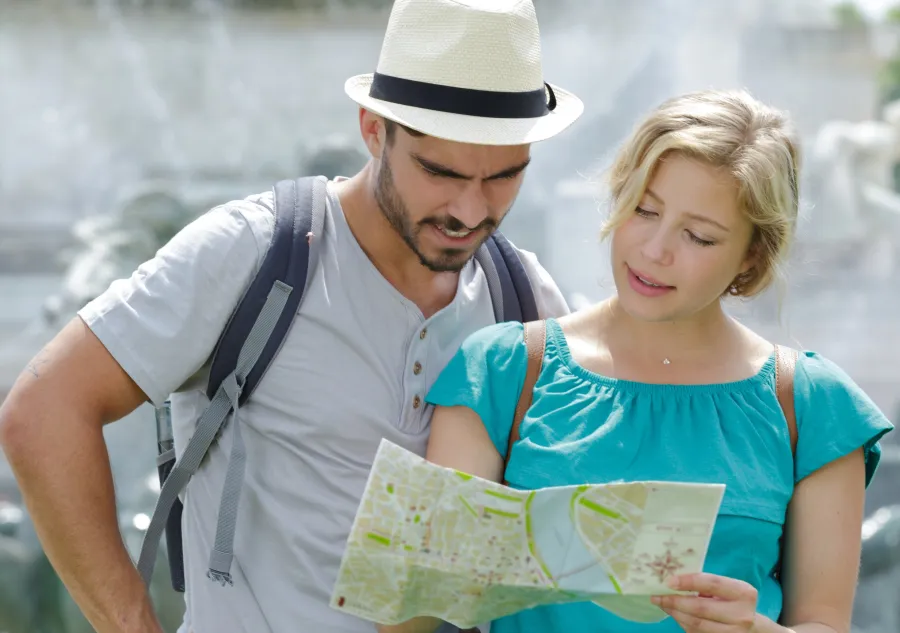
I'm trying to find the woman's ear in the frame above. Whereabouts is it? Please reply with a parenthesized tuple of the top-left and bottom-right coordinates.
(725, 239, 761, 297)
(738, 239, 759, 276)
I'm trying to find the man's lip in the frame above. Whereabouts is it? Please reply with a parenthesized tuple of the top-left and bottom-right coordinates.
(627, 265, 673, 288)
(430, 224, 481, 245)
(429, 220, 486, 233)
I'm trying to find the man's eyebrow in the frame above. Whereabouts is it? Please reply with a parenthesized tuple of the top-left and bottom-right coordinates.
(487, 158, 531, 180)
(412, 155, 531, 180)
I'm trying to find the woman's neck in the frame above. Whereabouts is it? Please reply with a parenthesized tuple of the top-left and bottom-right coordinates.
(603, 296, 740, 366)
(560, 296, 771, 384)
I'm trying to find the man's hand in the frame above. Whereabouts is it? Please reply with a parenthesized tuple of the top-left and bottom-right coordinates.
(652, 573, 759, 633)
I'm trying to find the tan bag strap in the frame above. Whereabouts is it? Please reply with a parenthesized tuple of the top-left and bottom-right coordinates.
(773, 344, 800, 585)
(774, 344, 799, 456)
(503, 320, 546, 485)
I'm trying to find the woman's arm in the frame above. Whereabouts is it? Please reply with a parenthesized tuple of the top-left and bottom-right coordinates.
(426, 404, 506, 480)
(654, 448, 866, 633)
(774, 447, 866, 633)
(376, 404, 505, 633)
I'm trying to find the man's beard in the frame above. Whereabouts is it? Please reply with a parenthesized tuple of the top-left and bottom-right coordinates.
(374, 155, 499, 273)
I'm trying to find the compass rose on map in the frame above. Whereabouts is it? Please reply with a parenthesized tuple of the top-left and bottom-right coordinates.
(645, 542, 687, 583)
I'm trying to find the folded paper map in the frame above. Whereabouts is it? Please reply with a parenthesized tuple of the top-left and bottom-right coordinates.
(331, 439, 725, 628)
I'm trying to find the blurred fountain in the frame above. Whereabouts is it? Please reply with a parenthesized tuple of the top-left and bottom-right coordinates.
(94, 0, 191, 177)
(854, 498, 900, 632)
(0, 1, 898, 631)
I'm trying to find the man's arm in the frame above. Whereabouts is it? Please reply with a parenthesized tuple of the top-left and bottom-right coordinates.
(0, 316, 162, 633)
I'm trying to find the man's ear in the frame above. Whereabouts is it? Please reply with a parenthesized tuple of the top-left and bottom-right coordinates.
(358, 109, 388, 159)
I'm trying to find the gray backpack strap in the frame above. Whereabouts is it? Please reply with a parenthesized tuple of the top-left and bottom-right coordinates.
(137, 176, 327, 589)
(137, 282, 292, 586)
(475, 232, 540, 323)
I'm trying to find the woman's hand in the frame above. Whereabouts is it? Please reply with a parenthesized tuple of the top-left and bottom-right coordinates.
(651, 573, 759, 633)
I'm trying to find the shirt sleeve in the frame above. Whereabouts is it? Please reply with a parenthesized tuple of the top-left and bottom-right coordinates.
(793, 351, 894, 486)
(425, 321, 529, 458)
(76, 197, 273, 407)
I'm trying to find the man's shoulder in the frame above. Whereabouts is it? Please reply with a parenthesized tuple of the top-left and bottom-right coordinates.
(501, 236, 570, 320)
(210, 182, 337, 263)
(207, 189, 276, 255)
(73, 189, 284, 406)
(233, 189, 275, 218)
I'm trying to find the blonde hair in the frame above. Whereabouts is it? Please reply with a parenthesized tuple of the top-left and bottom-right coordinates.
(600, 89, 801, 298)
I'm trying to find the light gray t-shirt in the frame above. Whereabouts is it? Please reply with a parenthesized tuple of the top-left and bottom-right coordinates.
(78, 179, 570, 632)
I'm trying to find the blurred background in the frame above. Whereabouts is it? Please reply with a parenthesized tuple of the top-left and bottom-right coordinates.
(0, 0, 899, 631)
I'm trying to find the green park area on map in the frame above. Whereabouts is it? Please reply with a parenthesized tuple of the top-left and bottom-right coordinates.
(331, 440, 726, 628)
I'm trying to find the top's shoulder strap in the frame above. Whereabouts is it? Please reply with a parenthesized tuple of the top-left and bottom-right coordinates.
(475, 232, 540, 324)
(206, 176, 327, 405)
(503, 320, 546, 484)
(775, 344, 799, 456)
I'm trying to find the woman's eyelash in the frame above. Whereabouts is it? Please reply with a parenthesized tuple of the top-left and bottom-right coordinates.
(635, 207, 717, 247)
(688, 233, 716, 247)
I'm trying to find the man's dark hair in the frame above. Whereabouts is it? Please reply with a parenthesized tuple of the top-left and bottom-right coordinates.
(384, 119, 425, 145)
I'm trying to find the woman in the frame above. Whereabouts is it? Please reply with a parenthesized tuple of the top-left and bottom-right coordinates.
(384, 89, 894, 633)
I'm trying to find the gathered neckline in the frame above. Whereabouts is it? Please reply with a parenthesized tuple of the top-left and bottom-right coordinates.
(544, 317, 777, 395)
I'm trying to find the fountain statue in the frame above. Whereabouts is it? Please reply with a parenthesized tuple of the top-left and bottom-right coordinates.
(41, 188, 194, 325)
(40, 139, 367, 327)
(800, 98, 900, 275)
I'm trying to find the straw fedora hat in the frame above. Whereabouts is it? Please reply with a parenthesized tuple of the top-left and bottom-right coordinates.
(345, 0, 584, 146)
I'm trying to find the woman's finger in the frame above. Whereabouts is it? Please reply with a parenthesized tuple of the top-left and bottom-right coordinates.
(661, 606, 726, 633)
(653, 595, 746, 625)
(668, 573, 756, 603)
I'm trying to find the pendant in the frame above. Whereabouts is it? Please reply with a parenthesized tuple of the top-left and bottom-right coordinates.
(662, 358, 671, 365)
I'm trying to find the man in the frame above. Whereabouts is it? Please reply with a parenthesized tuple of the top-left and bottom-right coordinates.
(0, 0, 583, 631)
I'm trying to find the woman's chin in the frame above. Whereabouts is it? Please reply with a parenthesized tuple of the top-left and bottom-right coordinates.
(613, 291, 682, 324)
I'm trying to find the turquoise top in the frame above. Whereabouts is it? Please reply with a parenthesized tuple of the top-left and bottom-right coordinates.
(425, 318, 894, 632)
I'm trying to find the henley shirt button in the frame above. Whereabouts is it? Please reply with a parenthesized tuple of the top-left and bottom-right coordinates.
(413, 395, 421, 409)
(413, 361, 422, 375)
(419, 328, 427, 340)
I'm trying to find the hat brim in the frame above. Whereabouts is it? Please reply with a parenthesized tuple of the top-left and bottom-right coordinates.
(344, 73, 584, 146)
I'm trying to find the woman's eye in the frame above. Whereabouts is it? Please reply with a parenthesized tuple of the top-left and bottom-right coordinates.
(635, 206, 656, 218)
(687, 232, 716, 247)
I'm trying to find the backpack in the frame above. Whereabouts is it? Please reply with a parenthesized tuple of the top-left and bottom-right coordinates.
(503, 320, 800, 582)
(137, 176, 541, 591)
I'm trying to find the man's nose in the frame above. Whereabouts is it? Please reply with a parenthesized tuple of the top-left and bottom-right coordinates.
(447, 182, 490, 229)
